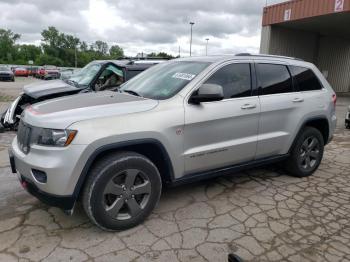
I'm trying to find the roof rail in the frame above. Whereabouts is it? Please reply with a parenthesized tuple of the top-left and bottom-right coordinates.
(235, 53, 303, 61)
(235, 53, 251, 56)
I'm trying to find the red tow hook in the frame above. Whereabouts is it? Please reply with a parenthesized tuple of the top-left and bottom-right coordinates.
(21, 180, 28, 189)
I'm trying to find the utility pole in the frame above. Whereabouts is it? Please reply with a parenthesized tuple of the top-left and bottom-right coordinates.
(178, 45, 181, 57)
(205, 38, 209, 56)
(189, 22, 195, 56)
(74, 44, 77, 68)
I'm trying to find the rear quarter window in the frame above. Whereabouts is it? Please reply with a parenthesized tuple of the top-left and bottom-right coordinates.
(290, 66, 323, 91)
(256, 63, 293, 95)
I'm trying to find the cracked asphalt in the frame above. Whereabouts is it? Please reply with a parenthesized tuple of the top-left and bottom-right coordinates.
(0, 79, 349, 261)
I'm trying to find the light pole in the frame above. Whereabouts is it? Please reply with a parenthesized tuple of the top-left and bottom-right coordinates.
(205, 38, 209, 56)
(189, 22, 195, 56)
(74, 44, 77, 68)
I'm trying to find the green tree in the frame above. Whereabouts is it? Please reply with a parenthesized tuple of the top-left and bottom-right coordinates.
(0, 26, 126, 67)
(40, 27, 81, 66)
(0, 29, 20, 63)
(109, 45, 124, 59)
(41, 26, 62, 48)
(94, 40, 109, 56)
(36, 53, 64, 66)
(147, 52, 174, 59)
(80, 41, 88, 52)
(15, 44, 42, 64)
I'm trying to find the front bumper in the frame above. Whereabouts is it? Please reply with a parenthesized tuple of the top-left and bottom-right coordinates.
(0, 76, 13, 80)
(10, 137, 87, 197)
(9, 150, 75, 210)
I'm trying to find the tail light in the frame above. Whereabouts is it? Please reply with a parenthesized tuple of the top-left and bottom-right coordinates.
(332, 94, 337, 107)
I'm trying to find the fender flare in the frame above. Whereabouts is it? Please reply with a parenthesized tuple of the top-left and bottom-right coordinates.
(288, 115, 330, 154)
(72, 138, 175, 199)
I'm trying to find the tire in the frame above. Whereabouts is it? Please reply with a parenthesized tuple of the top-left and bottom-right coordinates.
(286, 127, 324, 177)
(82, 151, 162, 231)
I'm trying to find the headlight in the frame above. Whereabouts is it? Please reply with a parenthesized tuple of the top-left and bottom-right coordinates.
(36, 128, 77, 147)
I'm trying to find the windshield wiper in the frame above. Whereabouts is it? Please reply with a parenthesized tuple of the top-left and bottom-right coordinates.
(122, 90, 142, 97)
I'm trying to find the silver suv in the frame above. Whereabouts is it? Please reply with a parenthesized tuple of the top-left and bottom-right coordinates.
(9, 54, 337, 231)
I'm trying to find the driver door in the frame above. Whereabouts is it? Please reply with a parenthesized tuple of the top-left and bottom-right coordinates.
(183, 62, 260, 174)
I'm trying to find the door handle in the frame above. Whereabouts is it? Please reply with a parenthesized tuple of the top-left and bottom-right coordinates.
(241, 103, 257, 110)
(292, 98, 304, 103)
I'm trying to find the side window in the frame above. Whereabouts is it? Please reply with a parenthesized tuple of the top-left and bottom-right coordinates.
(125, 70, 142, 80)
(256, 64, 293, 95)
(205, 63, 251, 99)
(290, 66, 323, 91)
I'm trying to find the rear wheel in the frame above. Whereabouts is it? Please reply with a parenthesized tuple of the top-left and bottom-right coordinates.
(82, 152, 162, 231)
(286, 127, 324, 177)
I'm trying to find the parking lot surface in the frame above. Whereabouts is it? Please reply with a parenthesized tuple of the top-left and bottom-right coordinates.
(0, 79, 349, 261)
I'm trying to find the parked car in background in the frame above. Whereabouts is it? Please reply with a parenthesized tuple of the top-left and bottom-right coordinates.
(59, 68, 77, 80)
(26, 66, 39, 76)
(8, 54, 337, 231)
(0, 66, 15, 81)
(36, 65, 60, 80)
(14, 67, 29, 77)
(35, 67, 44, 78)
(1, 59, 163, 129)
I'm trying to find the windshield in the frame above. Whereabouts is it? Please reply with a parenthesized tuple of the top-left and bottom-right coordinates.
(68, 62, 102, 86)
(119, 61, 210, 99)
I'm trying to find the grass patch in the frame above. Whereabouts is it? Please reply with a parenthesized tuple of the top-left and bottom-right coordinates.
(0, 93, 15, 102)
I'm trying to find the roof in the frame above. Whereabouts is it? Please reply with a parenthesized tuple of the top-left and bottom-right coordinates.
(263, 0, 350, 26)
(174, 54, 308, 64)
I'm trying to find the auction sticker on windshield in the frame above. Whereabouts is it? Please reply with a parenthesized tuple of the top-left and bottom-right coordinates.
(172, 72, 196, 81)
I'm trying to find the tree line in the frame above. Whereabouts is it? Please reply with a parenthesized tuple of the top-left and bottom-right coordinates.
(0, 26, 175, 67)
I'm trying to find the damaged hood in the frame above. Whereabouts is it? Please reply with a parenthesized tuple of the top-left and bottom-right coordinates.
(22, 91, 158, 129)
(23, 79, 82, 99)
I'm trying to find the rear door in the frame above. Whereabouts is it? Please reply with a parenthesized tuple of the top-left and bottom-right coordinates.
(183, 62, 260, 174)
(289, 65, 329, 116)
(255, 62, 305, 158)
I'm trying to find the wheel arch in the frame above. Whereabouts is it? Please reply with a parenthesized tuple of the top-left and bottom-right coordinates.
(72, 139, 175, 199)
(289, 116, 330, 154)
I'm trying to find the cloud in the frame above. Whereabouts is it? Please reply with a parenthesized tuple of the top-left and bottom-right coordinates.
(0, 0, 290, 56)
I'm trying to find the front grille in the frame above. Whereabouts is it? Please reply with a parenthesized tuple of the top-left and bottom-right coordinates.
(17, 121, 31, 154)
(0, 73, 10, 76)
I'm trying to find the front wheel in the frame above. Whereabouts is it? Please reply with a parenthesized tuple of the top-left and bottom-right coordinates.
(286, 127, 324, 177)
(82, 152, 162, 231)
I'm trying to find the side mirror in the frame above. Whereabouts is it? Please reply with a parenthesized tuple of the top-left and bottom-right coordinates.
(189, 83, 224, 104)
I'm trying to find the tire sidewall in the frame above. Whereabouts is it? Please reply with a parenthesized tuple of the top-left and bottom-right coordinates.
(87, 154, 162, 231)
(290, 127, 324, 177)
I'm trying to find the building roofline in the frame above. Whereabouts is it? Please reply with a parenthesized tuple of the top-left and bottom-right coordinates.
(262, 0, 350, 26)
